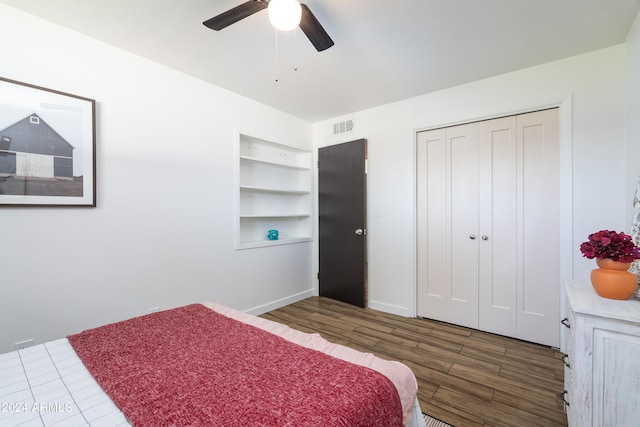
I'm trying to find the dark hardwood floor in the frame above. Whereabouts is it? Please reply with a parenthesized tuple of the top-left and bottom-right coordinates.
(261, 296, 568, 427)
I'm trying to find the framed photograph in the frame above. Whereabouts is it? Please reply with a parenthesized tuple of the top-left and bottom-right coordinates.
(0, 77, 96, 206)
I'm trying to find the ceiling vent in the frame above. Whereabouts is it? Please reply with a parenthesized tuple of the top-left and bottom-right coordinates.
(333, 119, 354, 135)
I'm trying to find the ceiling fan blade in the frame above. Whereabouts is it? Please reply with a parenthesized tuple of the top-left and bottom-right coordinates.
(299, 3, 334, 52)
(203, 0, 268, 31)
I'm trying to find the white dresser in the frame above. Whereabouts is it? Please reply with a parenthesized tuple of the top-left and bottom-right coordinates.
(561, 280, 640, 426)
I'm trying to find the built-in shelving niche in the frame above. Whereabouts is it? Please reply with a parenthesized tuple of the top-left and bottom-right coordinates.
(236, 132, 312, 249)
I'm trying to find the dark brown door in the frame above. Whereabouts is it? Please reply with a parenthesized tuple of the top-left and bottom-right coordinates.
(318, 139, 366, 308)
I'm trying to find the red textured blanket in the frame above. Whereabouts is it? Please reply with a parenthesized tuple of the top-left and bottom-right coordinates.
(68, 304, 403, 427)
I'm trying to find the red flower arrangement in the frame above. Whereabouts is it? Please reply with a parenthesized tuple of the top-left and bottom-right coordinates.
(579, 230, 640, 263)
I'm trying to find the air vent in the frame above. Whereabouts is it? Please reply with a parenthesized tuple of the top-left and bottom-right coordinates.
(333, 119, 354, 135)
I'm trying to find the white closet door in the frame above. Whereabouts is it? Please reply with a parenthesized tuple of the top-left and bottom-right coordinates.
(478, 117, 518, 337)
(447, 124, 479, 329)
(416, 129, 448, 320)
(516, 109, 560, 346)
(416, 108, 560, 347)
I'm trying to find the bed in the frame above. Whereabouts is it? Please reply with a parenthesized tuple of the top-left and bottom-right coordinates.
(0, 302, 426, 427)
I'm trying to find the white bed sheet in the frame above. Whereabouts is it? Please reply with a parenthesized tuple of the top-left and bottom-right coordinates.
(0, 303, 428, 427)
(0, 338, 129, 427)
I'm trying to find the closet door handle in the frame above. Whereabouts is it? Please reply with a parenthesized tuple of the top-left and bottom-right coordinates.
(481, 235, 488, 240)
(469, 234, 477, 240)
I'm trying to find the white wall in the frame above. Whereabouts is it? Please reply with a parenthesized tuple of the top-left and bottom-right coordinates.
(314, 45, 628, 317)
(626, 12, 640, 226)
(2, 4, 637, 354)
(0, 5, 314, 353)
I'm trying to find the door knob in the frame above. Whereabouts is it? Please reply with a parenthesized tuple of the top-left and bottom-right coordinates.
(481, 235, 488, 240)
(355, 229, 364, 236)
(469, 234, 476, 240)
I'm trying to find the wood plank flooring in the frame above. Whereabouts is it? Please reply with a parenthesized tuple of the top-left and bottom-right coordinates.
(261, 296, 568, 427)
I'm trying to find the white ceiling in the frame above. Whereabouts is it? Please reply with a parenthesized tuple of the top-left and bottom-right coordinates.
(2, 0, 639, 122)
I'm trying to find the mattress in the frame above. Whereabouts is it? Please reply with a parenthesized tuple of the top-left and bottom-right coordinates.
(0, 302, 427, 427)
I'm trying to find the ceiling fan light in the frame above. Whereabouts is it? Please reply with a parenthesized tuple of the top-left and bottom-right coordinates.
(268, 0, 302, 31)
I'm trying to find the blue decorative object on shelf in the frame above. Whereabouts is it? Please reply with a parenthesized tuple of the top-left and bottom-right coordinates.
(267, 229, 279, 240)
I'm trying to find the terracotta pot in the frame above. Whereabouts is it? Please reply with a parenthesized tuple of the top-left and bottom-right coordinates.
(591, 258, 638, 300)
(596, 258, 632, 271)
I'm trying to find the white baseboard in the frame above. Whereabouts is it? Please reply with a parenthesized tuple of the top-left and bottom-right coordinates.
(245, 292, 414, 319)
(245, 289, 314, 316)
(368, 300, 412, 317)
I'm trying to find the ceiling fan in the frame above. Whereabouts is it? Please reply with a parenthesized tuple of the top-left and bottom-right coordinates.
(203, 0, 334, 52)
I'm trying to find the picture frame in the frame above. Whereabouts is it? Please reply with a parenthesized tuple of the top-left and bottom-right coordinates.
(0, 77, 96, 207)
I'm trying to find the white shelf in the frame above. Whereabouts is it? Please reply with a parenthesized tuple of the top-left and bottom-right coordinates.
(236, 132, 312, 249)
(240, 213, 311, 218)
(240, 155, 311, 170)
(240, 185, 310, 195)
(237, 237, 313, 249)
